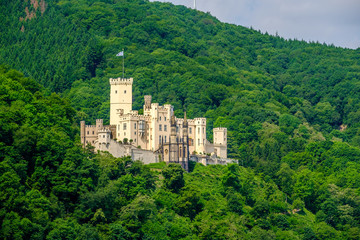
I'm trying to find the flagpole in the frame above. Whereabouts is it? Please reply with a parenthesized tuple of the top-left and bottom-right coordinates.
(122, 48, 124, 78)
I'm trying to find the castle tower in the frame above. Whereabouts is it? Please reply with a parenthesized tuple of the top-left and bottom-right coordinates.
(144, 95, 152, 110)
(109, 77, 133, 125)
(169, 113, 178, 163)
(96, 119, 103, 129)
(213, 127, 227, 158)
(98, 128, 111, 145)
(80, 120, 86, 147)
(194, 118, 206, 154)
(181, 112, 189, 171)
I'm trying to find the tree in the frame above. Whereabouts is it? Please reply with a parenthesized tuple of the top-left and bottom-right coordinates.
(175, 187, 204, 220)
(162, 163, 184, 193)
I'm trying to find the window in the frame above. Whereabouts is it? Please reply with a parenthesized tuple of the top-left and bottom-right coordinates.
(164, 125, 167, 132)
(198, 139, 200, 145)
(92, 131, 94, 134)
(124, 90, 126, 94)
(159, 124, 162, 131)
(87, 131, 89, 135)
(135, 139, 136, 142)
(202, 127, 204, 134)
(159, 136, 162, 144)
(123, 123, 127, 130)
(115, 90, 117, 94)
(198, 127, 200, 134)
(165, 136, 167, 143)
(118, 133, 120, 137)
(189, 127, 192, 134)
(134, 123, 136, 129)
(160, 116, 162, 121)
(124, 132, 126, 136)
(176, 126, 179, 132)
(135, 132, 136, 135)
(165, 117, 167, 121)
(103, 135, 105, 138)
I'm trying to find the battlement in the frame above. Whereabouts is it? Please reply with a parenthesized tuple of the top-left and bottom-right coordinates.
(98, 128, 111, 133)
(157, 106, 170, 112)
(109, 77, 133, 85)
(194, 118, 206, 125)
(214, 127, 227, 131)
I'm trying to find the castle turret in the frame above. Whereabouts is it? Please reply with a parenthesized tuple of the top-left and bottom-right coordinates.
(169, 113, 178, 163)
(213, 127, 227, 158)
(96, 119, 103, 129)
(98, 128, 111, 145)
(194, 118, 206, 154)
(144, 95, 152, 111)
(181, 112, 189, 171)
(80, 120, 86, 147)
(109, 77, 133, 125)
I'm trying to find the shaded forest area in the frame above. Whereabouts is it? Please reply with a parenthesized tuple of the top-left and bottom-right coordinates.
(1, 0, 360, 239)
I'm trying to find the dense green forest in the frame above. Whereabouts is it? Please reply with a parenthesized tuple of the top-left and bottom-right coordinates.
(1, 0, 360, 239)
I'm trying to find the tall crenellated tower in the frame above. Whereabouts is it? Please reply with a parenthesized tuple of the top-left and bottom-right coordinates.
(109, 77, 133, 125)
(144, 95, 152, 111)
(194, 118, 206, 154)
(213, 127, 227, 158)
(80, 120, 86, 147)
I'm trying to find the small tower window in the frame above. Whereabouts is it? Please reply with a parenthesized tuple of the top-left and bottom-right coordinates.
(115, 90, 117, 94)
(189, 128, 192, 134)
(159, 124, 162, 131)
(164, 125, 167, 132)
(134, 123, 137, 129)
(124, 90, 126, 94)
(123, 123, 127, 130)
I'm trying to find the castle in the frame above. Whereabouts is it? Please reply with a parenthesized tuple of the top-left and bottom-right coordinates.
(80, 77, 231, 170)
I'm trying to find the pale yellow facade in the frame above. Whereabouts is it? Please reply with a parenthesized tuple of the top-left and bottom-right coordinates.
(81, 77, 228, 162)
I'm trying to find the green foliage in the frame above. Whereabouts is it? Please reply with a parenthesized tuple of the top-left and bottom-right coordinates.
(162, 163, 185, 193)
(1, 0, 360, 238)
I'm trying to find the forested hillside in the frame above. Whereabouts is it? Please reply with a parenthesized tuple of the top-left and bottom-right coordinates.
(1, 0, 360, 239)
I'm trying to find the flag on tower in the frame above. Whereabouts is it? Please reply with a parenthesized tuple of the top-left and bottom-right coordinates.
(116, 51, 124, 57)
